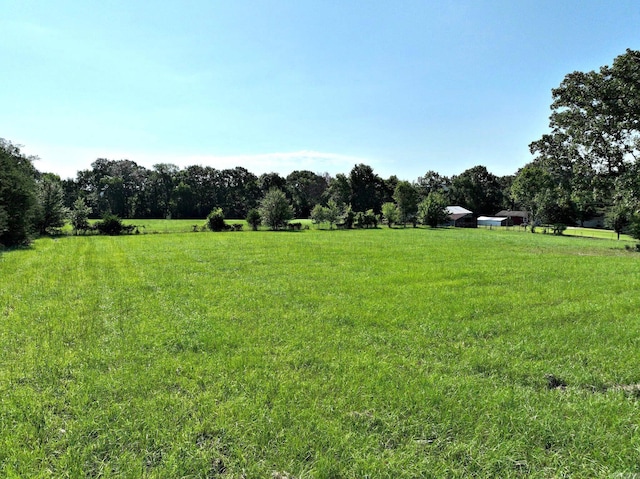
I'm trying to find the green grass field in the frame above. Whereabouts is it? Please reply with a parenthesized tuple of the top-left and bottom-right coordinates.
(1, 226, 639, 477)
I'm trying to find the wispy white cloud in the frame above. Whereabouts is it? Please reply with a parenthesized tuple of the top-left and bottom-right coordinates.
(27, 144, 379, 179)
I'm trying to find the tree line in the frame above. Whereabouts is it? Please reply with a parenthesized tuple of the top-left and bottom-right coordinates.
(2, 49, 640, 246)
(57, 160, 515, 223)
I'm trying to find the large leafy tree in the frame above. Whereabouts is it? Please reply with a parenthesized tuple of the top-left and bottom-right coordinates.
(259, 188, 294, 230)
(285, 170, 327, 218)
(349, 164, 382, 214)
(77, 158, 147, 218)
(177, 165, 220, 218)
(258, 172, 287, 196)
(146, 163, 179, 218)
(545, 50, 640, 177)
(218, 167, 260, 218)
(449, 165, 504, 215)
(511, 164, 573, 228)
(324, 173, 351, 207)
(416, 170, 451, 199)
(418, 192, 449, 228)
(393, 181, 419, 226)
(528, 49, 640, 223)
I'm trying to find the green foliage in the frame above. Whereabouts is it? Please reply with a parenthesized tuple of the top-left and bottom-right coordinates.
(342, 205, 355, 229)
(285, 170, 327, 218)
(245, 208, 261, 231)
(310, 203, 326, 226)
(95, 213, 121, 235)
(416, 170, 451, 198)
(0, 139, 38, 246)
(349, 164, 382, 213)
(418, 192, 448, 227)
(259, 188, 293, 230)
(551, 223, 567, 235)
(325, 173, 351, 207)
(628, 214, 640, 241)
(206, 207, 226, 232)
(525, 49, 640, 226)
(312, 200, 342, 229)
(605, 203, 630, 240)
(35, 174, 68, 234)
(325, 200, 341, 229)
(393, 181, 419, 226)
(381, 202, 399, 228)
(70, 197, 92, 234)
(95, 213, 132, 235)
(353, 209, 379, 228)
(449, 165, 504, 215)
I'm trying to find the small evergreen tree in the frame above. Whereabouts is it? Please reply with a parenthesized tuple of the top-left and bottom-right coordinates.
(35, 174, 68, 234)
(70, 197, 92, 235)
(0, 139, 38, 246)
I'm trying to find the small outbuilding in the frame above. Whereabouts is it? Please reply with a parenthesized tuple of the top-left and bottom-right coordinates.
(495, 210, 529, 225)
(477, 216, 509, 227)
(446, 206, 477, 228)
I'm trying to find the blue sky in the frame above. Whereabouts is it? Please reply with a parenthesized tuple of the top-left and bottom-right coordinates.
(2, 1, 639, 181)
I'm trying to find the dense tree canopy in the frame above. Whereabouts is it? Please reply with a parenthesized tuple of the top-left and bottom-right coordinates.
(0, 139, 39, 246)
(523, 49, 640, 229)
(349, 164, 383, 214)
(449, 165, 505, 215)
(393, 181, 419, 226)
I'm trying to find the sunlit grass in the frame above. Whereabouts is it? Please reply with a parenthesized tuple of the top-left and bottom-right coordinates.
(564, 226, 635, 242)
(1, 227, 639, 477)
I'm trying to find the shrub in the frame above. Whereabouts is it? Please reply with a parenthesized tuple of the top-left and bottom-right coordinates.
(552, 223, 567, 235)
(246, 209, 261, 231)
(95, 214, 127, 235)
(342, 205, 355, 229)
(364, 209, 379, 228)
(206, 208, 226, 232)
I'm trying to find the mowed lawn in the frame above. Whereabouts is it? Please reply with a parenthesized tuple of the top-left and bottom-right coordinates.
(1, 227, 639, 478)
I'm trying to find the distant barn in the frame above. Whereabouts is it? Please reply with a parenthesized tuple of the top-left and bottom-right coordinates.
(477, 216, 509, 227)
(446, 206, 477, 228)
(495, 210, 529, 225)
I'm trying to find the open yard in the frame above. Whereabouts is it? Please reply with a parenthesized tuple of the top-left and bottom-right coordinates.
(1, 227, 639, 477)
